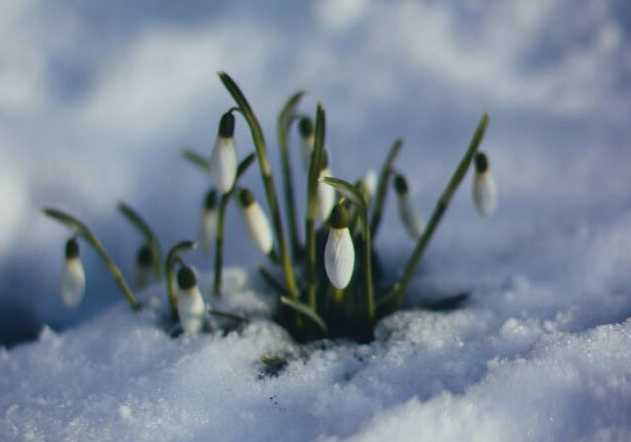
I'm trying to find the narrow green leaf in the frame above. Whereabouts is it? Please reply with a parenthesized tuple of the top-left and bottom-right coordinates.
(218, 71, 299, 298)
(370, 139, 403, 238)
(280, 296, 328, 333)
(182, 149, 209, 171)
(117, 202, 163, 280)
(277, 91, 307, 258)
(236, 152, 256, 179)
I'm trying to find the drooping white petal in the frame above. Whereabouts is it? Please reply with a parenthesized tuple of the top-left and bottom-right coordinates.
(324, 227, 355, 289)
(396, 193, 425, 239)
(61, 257, 85, 308)
(316, 168, 336, 222)
(243, 202, 274, 254)
(473, 171, 497, 216)
(177, 287, 206, 334)
(301, 134, 314, 171)
(209, 136, 237, 193)
(199, 208, 217, 254)
(362, 169, 378, 202)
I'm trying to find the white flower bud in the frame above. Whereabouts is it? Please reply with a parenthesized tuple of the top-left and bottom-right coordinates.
(239, 190, 274, 255)
(133, 244, 155, 290)
(61, 238, 85, 308)
(209, 113, 237, 193)
(324, 205, 355, 289)
(316, 167, 336, 222)
(361, 169, 378, 203)
(472, 152, 497, 216)
(394, 175, 425, 239)
(200, 189, 218, 254)
(177, 266, 206, 334)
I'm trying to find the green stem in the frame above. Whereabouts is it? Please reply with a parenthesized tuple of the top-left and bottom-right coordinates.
(382, 113, 490, 309)
(211, 153, 256, 297)
(305, 105, 326, 311)
(370, 139, 403, 238)
(42, 208, 141, 311)
(277, 91, 306, 260)
(165, 240, 197, 322)
(213, 192, 229, 297)
(117, 202, 163, 280)
(182, 149, 209, 171)
(218, 72, 298, 298)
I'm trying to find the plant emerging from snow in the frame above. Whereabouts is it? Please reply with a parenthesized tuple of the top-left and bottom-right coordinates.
(43, 72, 495, 342)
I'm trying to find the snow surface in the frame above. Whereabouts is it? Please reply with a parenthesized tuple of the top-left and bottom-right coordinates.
(2, 0, 631, 440)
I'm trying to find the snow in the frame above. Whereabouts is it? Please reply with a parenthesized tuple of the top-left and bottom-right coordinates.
(2, 0, 631, 440)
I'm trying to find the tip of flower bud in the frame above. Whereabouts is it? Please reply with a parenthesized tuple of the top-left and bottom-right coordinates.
(238, 188, 255, 208)
(218, 112, 235, 138)
(137, 244, 153, 267)
(299, 117, 314, 138)
(329, 203, 350, 229)
(393, 174, 409, 195)
(177, 265, 197, 290)
(65, 237, 79, 259)
(475, 152, 489, 173)
(204, 189, 218, 210)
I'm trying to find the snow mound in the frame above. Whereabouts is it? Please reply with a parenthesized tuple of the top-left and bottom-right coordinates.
(2, 264, 631, 442)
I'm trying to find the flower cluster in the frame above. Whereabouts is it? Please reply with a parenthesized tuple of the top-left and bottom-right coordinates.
(44, 72, 495, 342)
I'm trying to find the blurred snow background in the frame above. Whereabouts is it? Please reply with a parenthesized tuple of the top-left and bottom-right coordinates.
(1, 0, 631, 439)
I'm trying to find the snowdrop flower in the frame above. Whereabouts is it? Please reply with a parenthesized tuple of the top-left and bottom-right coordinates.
(393, 174, 425, 239)
(200, 189, 218, 253)
(238, 189, 274, 255)
(177, 265, 206, 334)
(133, 244, 155, 290)
(209, 112, 238, 193)
(359, 169, 378, 204)
(316, 151, 336, 222)
(325, 203, 355, 290)
(61, 237, 85, 308)
(299, 117, 315, 171)
(472, 152, 497, 216)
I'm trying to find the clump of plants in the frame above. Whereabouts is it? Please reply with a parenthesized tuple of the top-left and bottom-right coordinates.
(45, 72, 496, 343)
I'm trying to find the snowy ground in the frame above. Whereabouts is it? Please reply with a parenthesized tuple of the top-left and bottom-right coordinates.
(2, 0, 631, 440)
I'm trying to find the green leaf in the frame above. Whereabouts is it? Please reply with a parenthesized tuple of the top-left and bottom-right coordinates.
(236, 152, 256, 179)
(305, 104, 327, 310)
(280, 296, 328, 334)
(370, 139, 403, 237)
(182, 149, 209, 171)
